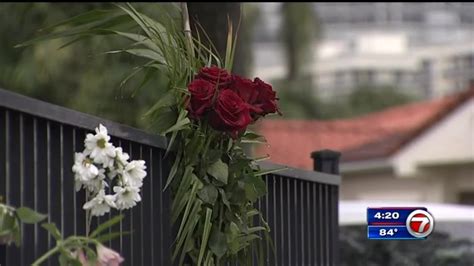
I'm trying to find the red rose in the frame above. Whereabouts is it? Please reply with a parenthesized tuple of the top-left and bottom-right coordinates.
(196, 66, 232, 88)
(186, 79, 216, 118)
(252, 77, 280, 116)
(209, 89, 252, 136)
(229, 75, 261, 113)
(230, 76, 279, 117)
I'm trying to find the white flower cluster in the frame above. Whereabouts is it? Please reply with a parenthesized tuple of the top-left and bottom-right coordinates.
(72, 124, 147, 216)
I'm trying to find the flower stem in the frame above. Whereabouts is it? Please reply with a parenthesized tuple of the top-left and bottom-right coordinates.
(32, 245, 60, 266)
(181, 2, 195, 59)
(85, 191, 91, 236)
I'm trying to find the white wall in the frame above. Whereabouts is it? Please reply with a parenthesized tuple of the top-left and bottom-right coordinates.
(340, 172, 446, 202)
(393, 98, 474, 177)
(341, 166, 474, 203)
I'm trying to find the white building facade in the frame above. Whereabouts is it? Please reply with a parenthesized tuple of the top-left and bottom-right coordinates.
(252, 2, 474, 101)
(340, 97, 474, 204)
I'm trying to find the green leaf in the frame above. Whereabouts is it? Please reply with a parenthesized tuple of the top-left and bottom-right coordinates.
(218, 188, 231, 210)
(112, 31, 161, 52)
(226, 222, 241, 255)
(105, 48, 164, 62)
(207, 159, 228, 185)
(117, 62, 152, 91)
(244, 177, 267, 202)
(115, 4, 152, 36)
(173, 200, 202, 261)
(90, 214, 124, 238)
(240, 131, 267, 144)
(0, 210, 20, 246)
(242, 131, 265, 140)
(16, 14, 130, 48)
(144, 89, 175, 118)
(247, 209, 259, 217)
(163, 109, 190, 134)
(84, 245, 98, 265)
(224, 19, 233, 72)
(171, 167, 195, 222)
(252, 155, 271, 162)
(198, 208, 213, 265)
(12, 224, 20, 247)
(233, 234, 261, 253)
(0, 229, 11, 237)
(59, 247, 82, 266)
(229, 181, 247, 204)
(0, 208, 17, 232)
(16, 207, 47, 224)
(207, 150, 223, 165)
(209, 229, 228, 258)
(244, 186, 258, 204)
(148, 108, 177, 135)
(95, 231, 130, 243)
(248, 226, 267, 234)
(164, 148, 182, 191)
(197, 185, 218, 205)
(132, 65, 161, 97)
(41, 222, 62, 241)
(40, 9, 118, 32)
(177, 214, 200, 266)
(175, 179, 201, 242)
(254, 166, 288, 177)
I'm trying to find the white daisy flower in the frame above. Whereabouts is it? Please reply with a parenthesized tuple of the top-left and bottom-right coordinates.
(76, 169, 106, 193)
(72, 152, 98, 182)
(114, 147, 130, 167)
(83, 189, 117, 216)
(107, 147, 130, 180)
(113, 185, 141, 210)
(84, 124, 116, 168)
(122, 160, 147, 188)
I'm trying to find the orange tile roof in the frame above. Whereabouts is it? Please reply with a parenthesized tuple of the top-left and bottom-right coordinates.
(255, 88, 474, 171)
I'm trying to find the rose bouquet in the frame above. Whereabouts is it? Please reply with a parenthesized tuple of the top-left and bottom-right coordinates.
(163, 66, 281, 265)
(18, 3, 283, 265)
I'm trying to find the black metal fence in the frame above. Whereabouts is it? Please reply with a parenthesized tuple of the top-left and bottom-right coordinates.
(0, 88, 341, 266)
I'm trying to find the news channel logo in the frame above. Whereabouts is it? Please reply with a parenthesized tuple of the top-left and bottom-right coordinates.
(367, 207, 435, 240)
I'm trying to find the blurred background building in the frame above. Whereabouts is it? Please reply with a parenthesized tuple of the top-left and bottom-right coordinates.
(253, 2, 474, 100)
(251, 2, 474, 206)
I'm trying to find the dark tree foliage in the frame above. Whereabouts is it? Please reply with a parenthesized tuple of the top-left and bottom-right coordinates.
(0, 3, 172, 129)
(340, 225, 474, 266)
(280, 3, 319, 81)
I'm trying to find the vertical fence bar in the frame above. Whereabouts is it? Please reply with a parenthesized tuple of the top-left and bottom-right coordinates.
(61, 125, 75, 240)
(49, 121, 62, 265)
(22, 115, 36, 265)
(141, 146, 151, 265)
(0, 108, 6, 266)
(6, 111, 21, 266)
(131, 142, 142, 266)
(74, 129, 86, 237)
(312, 149, 341, 266)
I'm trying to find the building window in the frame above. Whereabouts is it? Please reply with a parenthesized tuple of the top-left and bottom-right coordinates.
(354, 70, 374, 85)
(458, 191, 474, 206)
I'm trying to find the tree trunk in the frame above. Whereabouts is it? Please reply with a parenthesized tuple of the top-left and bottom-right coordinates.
(187, 3, 245, 74)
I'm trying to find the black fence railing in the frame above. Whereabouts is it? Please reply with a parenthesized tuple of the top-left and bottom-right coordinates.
(0, 88, 341, 266)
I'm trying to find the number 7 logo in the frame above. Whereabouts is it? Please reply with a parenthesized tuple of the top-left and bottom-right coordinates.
(406, 209, 435, 238)
(410, 216, 430, 233)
